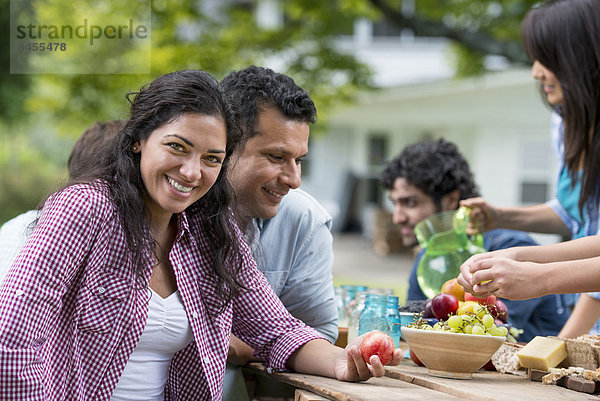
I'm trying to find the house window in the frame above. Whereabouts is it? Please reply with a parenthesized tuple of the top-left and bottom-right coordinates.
(520, 181, 549, 204)
(368, 134, 388, 166)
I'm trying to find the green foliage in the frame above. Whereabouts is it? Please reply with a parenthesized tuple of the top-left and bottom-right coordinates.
(0, 0, 30, 124)
(15, 0, 378, 138)
(410, 0, 537, 75)
(0, 0, 541, 223)
(414, 0, 535, 38)
(449, 43, 485, 78)
(0, 132, 67, 225)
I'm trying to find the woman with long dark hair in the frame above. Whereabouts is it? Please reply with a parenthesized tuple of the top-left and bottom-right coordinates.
(459, 0, 600, 338)
(0, 70, 398, 401)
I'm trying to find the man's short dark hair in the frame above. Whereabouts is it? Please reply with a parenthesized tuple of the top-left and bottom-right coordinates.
(220, 65, 317, 144)
(381, 139, 480, 208)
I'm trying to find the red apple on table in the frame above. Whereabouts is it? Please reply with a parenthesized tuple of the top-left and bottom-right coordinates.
(482, 359, 496, 371)
(430, 293, 459, 320)
(409, 348, 424, 367)
(360, 330, 395, 365)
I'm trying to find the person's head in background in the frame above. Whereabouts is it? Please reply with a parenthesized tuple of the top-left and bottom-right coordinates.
(380, 139, 479, 248)
(521, 0, 600, 210)
(220, 65, 317, 220)
(67, 120, 124, 179)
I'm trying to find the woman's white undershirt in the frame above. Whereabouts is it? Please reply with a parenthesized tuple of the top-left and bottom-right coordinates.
(111, 289, 193, 401)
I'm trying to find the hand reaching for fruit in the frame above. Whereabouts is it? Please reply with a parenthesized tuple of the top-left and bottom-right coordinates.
(458, 251, 547, 300)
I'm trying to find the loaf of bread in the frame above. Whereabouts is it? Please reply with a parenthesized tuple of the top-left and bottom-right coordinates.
(550, 334, 600, 370)
(491, 342, 524, 374)
(564, 338, 599, 370)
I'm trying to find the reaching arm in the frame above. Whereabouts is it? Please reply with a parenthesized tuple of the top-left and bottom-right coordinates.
(229, 218, 338, 366)
(461, 198, 571, 238)
(458, 253, 600, 300)
(231, 235, 400, 382)
(463, 234, 600, 265)
(558, 295, 600, 339)
(506, 235, 600, 263)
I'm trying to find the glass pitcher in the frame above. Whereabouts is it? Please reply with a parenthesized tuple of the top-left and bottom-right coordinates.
(415, 207, 486, 299)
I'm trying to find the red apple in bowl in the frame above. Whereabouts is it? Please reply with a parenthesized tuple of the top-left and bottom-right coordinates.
(360, 330, 395, 365)
(423, 298, 435, 318)
(489, 299, 509, 323)
(431, 293, 459, 320)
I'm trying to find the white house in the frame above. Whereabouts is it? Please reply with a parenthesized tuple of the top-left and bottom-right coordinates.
(300, 69, 557, 244)
(254, 1, 559, 243)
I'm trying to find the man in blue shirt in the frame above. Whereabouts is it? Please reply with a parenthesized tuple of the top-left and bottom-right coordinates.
(221, 66, 337, 400)
(380, 139, 570, 342)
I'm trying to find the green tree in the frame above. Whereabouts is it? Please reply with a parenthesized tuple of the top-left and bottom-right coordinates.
(1, 0, 539, 224)
(366, 0, 537, 76)
(6, 0, 539, 136)
(17, 0, 377, 137)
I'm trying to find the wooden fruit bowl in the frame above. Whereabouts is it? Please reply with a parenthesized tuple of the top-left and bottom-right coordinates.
(401, 326, 505, 379)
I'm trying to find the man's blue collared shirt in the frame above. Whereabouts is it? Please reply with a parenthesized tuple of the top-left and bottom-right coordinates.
(249, 188, 338, 343)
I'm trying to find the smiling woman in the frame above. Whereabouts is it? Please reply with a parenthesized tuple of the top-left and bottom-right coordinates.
(0, 70, 246, 400)
(133, 113, 227, 225)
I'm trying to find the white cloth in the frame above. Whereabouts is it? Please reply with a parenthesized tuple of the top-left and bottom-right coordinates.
(110, 289, 193, 401)
(0, 210, 39, 284)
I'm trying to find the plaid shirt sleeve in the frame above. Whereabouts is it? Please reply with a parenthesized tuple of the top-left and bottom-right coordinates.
(0, 185, 104, 399)
(230, 233, 325, 371)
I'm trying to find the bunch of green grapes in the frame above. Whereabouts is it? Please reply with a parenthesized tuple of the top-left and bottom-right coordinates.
(442, 313, 508, 337)
(409, 308, 508, 337)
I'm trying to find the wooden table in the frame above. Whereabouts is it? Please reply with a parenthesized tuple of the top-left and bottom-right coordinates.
(244, 359, 600, 401)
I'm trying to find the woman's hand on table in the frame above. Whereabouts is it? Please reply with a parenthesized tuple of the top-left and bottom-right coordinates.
(333, 335, 402, 382)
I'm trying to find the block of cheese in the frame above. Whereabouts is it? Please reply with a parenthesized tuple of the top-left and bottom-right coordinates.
(517, 336, 567, 371)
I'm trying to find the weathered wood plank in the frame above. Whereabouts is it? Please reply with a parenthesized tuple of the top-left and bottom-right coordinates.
(386, 361, 599, 401)
(245, 362, 461, 401)
(295, 389, 330, 401)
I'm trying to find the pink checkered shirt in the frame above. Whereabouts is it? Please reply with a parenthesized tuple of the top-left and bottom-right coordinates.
(0, 182, 323, 400)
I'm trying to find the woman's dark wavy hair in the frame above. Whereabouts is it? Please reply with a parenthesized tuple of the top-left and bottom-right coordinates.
(521, 0, 600, 212)
(71, 70, 244, 310)
(381, 139, 480, 211)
